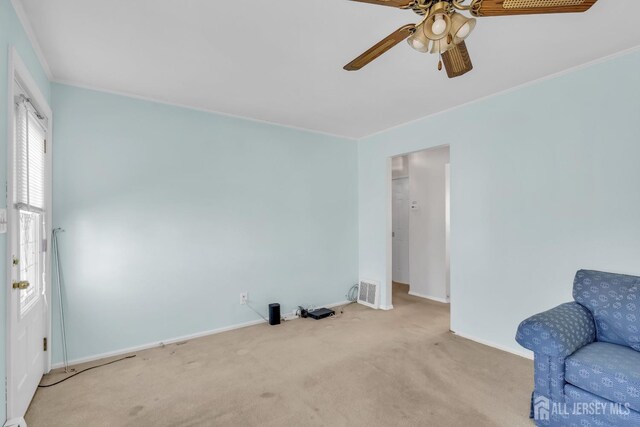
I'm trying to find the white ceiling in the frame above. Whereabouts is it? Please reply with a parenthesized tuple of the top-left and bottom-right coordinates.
(17, 0, 640, 139)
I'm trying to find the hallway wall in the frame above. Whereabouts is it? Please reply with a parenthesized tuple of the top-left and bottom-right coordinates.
(358, 49, 640, 356)
(408, 146, 450, 303)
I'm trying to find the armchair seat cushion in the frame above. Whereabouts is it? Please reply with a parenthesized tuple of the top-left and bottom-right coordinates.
(565, 384, 640, 427)
(565, 342, 640, 412)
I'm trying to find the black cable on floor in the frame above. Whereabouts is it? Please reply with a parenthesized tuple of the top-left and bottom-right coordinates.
(38, 355, 137, 388)
(332, 284, 359, 317)
(246, 302, 269, 322)
(332, 301, 356, 317)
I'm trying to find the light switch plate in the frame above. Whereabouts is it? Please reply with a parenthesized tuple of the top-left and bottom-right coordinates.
(0, 209, 7, 233)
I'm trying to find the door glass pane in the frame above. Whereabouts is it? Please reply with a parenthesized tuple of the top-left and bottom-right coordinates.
(19, 210, 42, 317)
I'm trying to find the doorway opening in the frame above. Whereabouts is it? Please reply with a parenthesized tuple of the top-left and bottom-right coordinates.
(390, 145, 450, 309)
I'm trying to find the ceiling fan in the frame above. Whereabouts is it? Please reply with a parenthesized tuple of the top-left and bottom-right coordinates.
(344, 0, 599, 78)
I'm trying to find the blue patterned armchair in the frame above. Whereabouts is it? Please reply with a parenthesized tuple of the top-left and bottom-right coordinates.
(517, 270, 640, 426)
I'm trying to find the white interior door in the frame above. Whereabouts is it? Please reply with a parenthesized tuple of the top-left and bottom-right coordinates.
(392, 178, 410, 284)
(9, 211, 46, 418)
(7, 82, 49, 420)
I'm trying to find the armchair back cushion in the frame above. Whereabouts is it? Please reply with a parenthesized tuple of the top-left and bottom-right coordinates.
(573, 270, 640, 351)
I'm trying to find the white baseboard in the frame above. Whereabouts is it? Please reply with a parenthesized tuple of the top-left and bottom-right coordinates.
(325, 300, 352, 309)
(408, 291, 450, 304)
(52, 319, 265, 369)
(452, 331, 533, 360)
(379, 304, 394, 310)
(4, 417, 27, 427)
(51, 299, 353, 370)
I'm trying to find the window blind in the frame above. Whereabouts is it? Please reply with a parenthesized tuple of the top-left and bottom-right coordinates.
(15, 99, 46, 213)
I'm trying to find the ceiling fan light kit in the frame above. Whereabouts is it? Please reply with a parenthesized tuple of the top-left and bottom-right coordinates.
(449, 12, 476, 44)
(344, 0, 599, 78)
(423, 2, 453, 41)
(407, 25, 432, 52)
(430, 36, 453, 54)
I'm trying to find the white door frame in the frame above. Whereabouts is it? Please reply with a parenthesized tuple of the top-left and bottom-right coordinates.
(386, 145, 451, 313)
(5, 46, 53, 421)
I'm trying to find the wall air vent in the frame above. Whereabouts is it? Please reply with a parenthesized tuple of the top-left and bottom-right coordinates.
(358, 280, 380, 309)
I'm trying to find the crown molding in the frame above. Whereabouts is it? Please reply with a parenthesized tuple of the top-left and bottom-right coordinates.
(361, 44, 640, 141)
(51, 78, 358, 142)
(11, 0, 639, 142)
(10, 0, 53, 80)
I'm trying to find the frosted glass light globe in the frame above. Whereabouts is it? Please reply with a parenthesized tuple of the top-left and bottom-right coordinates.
(412, 38, 426, 50)
(432, 15, 447, 36)
(407, 35, 430, 53)
(456, 22, 471, 39)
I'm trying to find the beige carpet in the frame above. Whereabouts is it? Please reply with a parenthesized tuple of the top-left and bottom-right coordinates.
(26, 284, 534, 426)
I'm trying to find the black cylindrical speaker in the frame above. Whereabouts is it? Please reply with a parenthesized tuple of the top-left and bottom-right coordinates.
(268, 303, 281, 325)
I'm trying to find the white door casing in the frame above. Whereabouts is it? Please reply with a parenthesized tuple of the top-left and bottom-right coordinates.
(445, 163, 451, 300)
(6, 47, 53, 421)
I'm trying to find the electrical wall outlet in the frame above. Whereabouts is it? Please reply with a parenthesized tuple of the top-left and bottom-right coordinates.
(281, 312, 299, 321)
(240, 292, 248, 305)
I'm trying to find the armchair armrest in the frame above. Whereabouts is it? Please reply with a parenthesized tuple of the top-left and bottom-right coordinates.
(516, 302, 595, 358)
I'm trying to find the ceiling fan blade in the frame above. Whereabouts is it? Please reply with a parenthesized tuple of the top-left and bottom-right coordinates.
(349, 0, 415, 8)
(344, 24, 415, 71)
(471, 0, 598, 17)
(441, 41, 473, 78)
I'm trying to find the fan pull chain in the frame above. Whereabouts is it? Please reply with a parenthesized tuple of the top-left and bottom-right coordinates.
(438, 51, 443, 71)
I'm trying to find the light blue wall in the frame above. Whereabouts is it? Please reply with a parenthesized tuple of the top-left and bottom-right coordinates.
(1, 0, 51, 422)
(50, 83, 359, 364)
(358, 50, 640, 356)
(3, 2, 640, 419)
